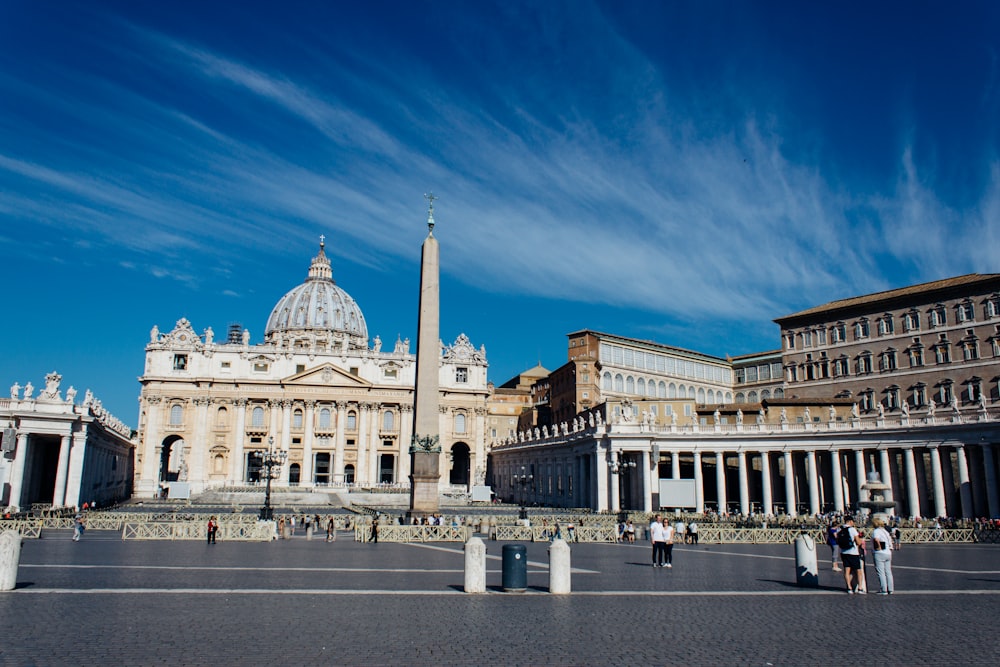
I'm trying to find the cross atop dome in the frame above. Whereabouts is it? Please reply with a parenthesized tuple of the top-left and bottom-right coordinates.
(307, 235, 333, 282)
(424, 192, 437, 233)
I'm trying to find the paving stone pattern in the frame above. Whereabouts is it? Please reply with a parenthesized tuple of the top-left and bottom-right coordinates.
(1, 531, 998, 666)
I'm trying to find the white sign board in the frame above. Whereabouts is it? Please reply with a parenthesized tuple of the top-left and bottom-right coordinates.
(658, 479, 696, 508)
(471, 485, 493, 502)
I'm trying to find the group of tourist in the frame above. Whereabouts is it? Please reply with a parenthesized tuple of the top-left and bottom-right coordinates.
(827, 515, 895, 595)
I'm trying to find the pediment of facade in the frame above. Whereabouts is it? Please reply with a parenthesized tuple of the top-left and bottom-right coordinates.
(283, 364, 372, 388)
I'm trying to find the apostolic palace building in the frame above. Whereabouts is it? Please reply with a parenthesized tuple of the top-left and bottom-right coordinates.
(489, 274, 1000, 520)
(133, 240, 490, 499)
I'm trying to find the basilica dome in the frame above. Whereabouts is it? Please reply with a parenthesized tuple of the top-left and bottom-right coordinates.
(264, 240, 368, 346)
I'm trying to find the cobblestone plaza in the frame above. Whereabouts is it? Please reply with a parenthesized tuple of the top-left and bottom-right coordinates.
(2, 531, 998, 666)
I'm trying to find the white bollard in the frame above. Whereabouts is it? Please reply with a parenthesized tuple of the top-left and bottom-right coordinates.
(548, 538, 571, 594)
(794, 533, 819, 588)
(0, 529, 22, 591)
(464, 536, 487, 593)
(306, 525, 314, 541)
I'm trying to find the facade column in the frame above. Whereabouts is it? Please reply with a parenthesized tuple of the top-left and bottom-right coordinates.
(232, 399, 247, 484)
(398, 405, 413, 485)
(855, 449, 869, 506)
(595, 449, 609, 512)
(278, 400, 292, 484)
(903, 447, 920, 518)
(139, 397, 163, 495)
(984, 444, 1000, 519)
(737, 450, 749, 515)
(474, 406, 487, 487)
(878, 448, 895, 515)
(356, 403, 371, 486)
(831, 449, 844, 513)
(190, 398, 210, 488)
(7, 433, 29, 510)
(671, 453, 680, 479)
(715, 451, 727, 515)
(642, 450, 653, 512)
(693, 451, 704, 513)
(368, 403, 381, 484)
(760, 451, 773, 517)
(302, 401, 315, 487)
(806, 450, 820, 516)
(783, 450, 795, 516)
(334, 401, 347, 483)
(929, 446, 947, 519)
(609, 451, 621, 513)
(955, 446, 974, 519)
(52, 434, 72, 507)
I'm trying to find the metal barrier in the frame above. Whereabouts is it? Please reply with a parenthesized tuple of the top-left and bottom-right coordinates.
(353, 524, 472, 542)
(121, 521, 275, 541)
(0, 521, 41, 538)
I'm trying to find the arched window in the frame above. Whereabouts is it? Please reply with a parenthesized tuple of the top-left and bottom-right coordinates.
(347, 411, 357, 430)
(344, 464, 355, 484)
(626, 376, 635, 394)
(688, 387, 696, 399)
(658, 381, 666, 398)
(614, 374, 624, 392)
(293, 409, 304, 429)
(735, 392, 746, 403)
(318, 408, 331, 429)
(251, 406, 265, 428)
(677, 384, 685, 399)
(169, 404, 183, 425)
(602, 372, 612, 390)
(668, 383, 677, 399)
(383, 410, 395, 431)
(213, 454, 225, 474)
(637, 378, 646, 396)
(707, 389, 715, 404)
(725, 392, 733, 403)
(454, 413, 466, 434)
(215, 407, 227, 427)
(697, 388, 706, 403)
(647, 380, 656, 398)
(748, 391, 758, 402)
(760, 389, 771, 400)
(773, 388, 784, 398)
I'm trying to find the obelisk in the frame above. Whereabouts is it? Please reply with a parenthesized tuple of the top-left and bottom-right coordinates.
(409, 193, 441, 517)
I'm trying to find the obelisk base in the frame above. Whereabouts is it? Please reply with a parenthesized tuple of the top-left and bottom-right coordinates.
(409, 450, 441, 518)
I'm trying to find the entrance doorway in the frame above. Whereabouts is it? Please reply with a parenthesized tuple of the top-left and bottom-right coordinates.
(449, 442, 470, 486)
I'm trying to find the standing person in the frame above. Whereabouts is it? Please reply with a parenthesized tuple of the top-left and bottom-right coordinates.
(73, 514, 85, 542)
(856, 526, 869, 593)
(277, 516, 286, 539)
(827, 521, 842, 571)
(892, 523, 902, 550)
(688, 521, 698, 545)
(626, 520, 635, 543)
(370, 518, 379, 543)
(871, 517, 895, 595)
(326, 516, 336, 542)
(662, 517, 675, 568)
(207, 516, 218, 544)
(838, 516, 863, 594)
(649, 514, 666, 567)
(675, 519, 686, 546)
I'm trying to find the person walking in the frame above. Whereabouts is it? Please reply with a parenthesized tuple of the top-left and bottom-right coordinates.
(871, 517, 895, 595)
(827, 521, 842, 571)
(370, 518, 379, 543)
(326, 516, 336, 542)
(649, 514, 666, 567)
(73, 514, 85, 542)
(688, 521, 698, 545)
(206, 516, 218, 544)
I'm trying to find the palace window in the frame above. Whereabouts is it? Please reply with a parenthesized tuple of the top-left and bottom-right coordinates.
(857, 352, 873, 375)
(253, 361, 269, 372)
(833, 356, 850, 377)
(626, 376, 635, 394)
(251, 406, 265, 428)
(912, 384, 927, 407)
(986, 295, 1000, 318)
(960, 339, 980, 361)
(886, 386, 901, 410)
(383, 411, 395, 431)
(347, 411, 357, 430)
(859, 389, 875, 412)
(801, 331, 812, 348)
(318, 408, 331, 429)
(784, 332, 796, 350)
(455, 367, 468, 383)
(938, 381, 954, 405)
(614, 374, 624, 392)
(908, 344, 924, 367)
(658, 381, 667, 398)
(957, 301, 975, 323)
(855, 319, 870, 340)
(293, 409, 303, 429)
(929, 305, 946, 327)
(637, 378, 646, 395)
(169, 404, 183, 425)
(934, 338, 951, 364)
(454, 413, 466, 434)
(831, 322, 847, 343)
(879, 349, 897, 372)
(173, 354, 188, 371)
(602, 372, 612, 390)
(877, 315, 894, 336)
(903, 310, 920, 332)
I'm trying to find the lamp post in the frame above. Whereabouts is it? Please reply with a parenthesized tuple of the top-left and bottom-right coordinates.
(609, 453, 637, 515)
(515, 465, 533, 520)
(255, 436, 287, 521)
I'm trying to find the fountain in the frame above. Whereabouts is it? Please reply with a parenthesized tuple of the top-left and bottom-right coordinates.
(858, 470, 896, 523)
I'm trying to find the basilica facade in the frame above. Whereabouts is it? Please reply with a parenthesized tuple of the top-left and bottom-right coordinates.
(134, 241, 489, 498)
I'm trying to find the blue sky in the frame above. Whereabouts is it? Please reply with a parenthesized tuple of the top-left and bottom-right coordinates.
(2, 1, 998, 422)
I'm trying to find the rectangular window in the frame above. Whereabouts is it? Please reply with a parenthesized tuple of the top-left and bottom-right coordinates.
(253, 362, 269, 372)
(220, 361, 231, 369)
(582, 391, 589, 399)
(455, 367, 469, 383)
(384, 368, 397, 379)
(801, 331, 812, 347)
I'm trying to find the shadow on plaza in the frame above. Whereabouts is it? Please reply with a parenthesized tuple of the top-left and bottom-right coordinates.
(760, 578, 846, 591)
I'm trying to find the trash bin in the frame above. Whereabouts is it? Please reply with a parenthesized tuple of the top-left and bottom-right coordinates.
(502, 543, 528, 592)
(794, 533, 818, 588)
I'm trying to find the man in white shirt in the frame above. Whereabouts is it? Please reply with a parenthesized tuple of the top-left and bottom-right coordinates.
(662, 518, 675, 568)
(649, 514, 666, 567)
(839, 516, 864, 594)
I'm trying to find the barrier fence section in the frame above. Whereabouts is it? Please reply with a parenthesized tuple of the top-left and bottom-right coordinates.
(121, 521, 275, 541)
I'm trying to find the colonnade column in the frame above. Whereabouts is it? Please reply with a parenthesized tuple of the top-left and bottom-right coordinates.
(232, 399, 247, 483)
(356, 403, 371, 486)
(806, 450, 820, 516)
(52, 434, 72, 507)
(190, 398, 210, 486)
(642, 450, 653, 512)
(608, 451, 619, 513)
(929, 446, 947, 519)
(7, 434, 29, 510)
(783, 451, 795, 515)
(139, 397, 163, 493)
(737, 451, 749, 515)
(903, 447, 920, 518)
(878, 448, 895, 515)
(715, 451, 727, 515)
(302, 401, 315, 487)
(63, 432, 87, 509)
(595, 450, 609, 513)
(955, 446, 974, 519)
(831, 449, 844, 513)
(984, 445, 1000, 519)
(760, 452, 773, 517)
(278, 400, 292, 484)
(693, 451, 704, 513)
(855, 449, 868, 506)
(671, 453, 680, 479)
